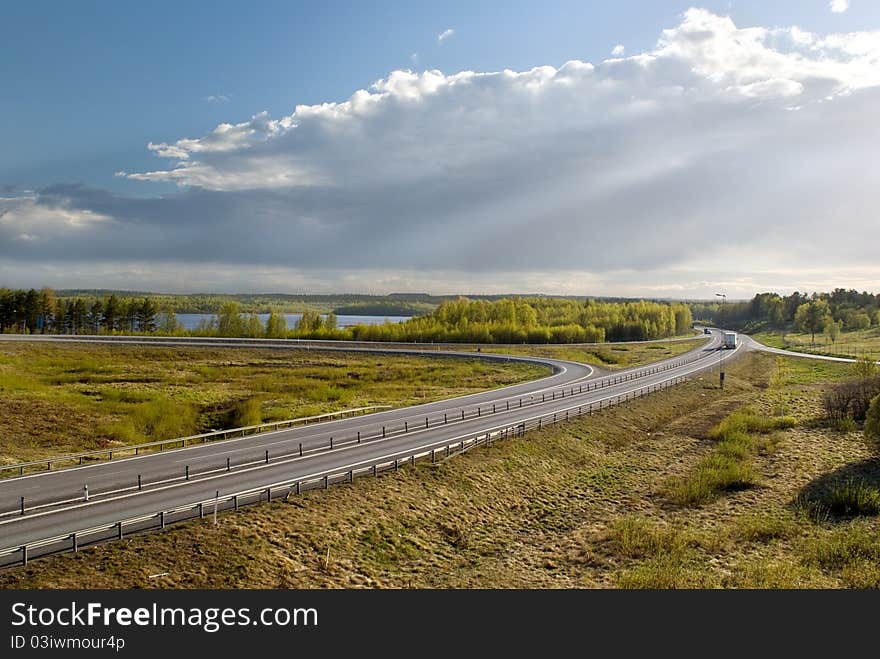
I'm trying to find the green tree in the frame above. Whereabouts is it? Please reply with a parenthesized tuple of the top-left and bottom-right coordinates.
(824, 319, 841, 347)
(245, 313, 264, 338)
(794, 300, 831, 345)
(102, 295, 121, 332)
(217, 301, 245, 336)
(265, 309, 288, 338)
(853, 355, 877, 381)
(137, 298, 158, 333)
(157, 304, 181, 334)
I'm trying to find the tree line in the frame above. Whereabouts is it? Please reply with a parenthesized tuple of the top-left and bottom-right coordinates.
(1, 289, 693, 344)
(0, 288, 164, 334)
(692, 288, 880, 344)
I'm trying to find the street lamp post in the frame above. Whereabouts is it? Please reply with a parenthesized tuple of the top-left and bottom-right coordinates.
(715, 293, 726, 388)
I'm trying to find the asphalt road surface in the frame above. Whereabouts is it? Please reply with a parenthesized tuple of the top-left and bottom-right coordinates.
(0, 331, 734, 564)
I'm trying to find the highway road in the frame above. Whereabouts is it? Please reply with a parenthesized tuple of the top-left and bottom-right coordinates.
(0, 331, 734, 566)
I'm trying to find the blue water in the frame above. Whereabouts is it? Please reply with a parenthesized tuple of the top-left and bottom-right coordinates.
(174, 313, 410, 331)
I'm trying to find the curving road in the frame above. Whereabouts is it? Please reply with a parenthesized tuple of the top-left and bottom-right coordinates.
(0, 331, 732, 565)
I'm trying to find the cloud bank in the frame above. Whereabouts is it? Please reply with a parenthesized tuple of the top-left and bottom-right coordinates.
(3, 9, 880, 297)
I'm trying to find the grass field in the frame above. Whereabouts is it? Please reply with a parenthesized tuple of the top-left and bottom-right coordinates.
(0, 342, 549, 466)
(2, 349, 878, 588)
(471, 335, 707, 368)
(753, 327, 880, 361)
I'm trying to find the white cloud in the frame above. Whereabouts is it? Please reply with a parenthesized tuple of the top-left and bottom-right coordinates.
(204, 94, 231, 103)
(0, 195, 111, 244)
(611, 44, 625, 56)
(10, 9, 880, 295)
(437, 28, 455, 43)
(830, 0, 850, 13)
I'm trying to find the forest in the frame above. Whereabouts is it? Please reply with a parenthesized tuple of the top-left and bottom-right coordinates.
(0, 289, 693, 344)
(693, 289, 880, 340)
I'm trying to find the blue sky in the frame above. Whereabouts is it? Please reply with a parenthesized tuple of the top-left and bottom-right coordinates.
(3, 0, 874, 195)
(1, 1, 879, 296)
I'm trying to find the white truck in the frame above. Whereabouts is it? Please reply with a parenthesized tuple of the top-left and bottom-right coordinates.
(722, 331, 737, 350)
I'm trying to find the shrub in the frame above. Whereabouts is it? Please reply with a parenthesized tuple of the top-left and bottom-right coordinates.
(825, 480, 880, 517)
(865, 394, 880, 450)
(822, 377, 880, 422)
(131, 398, 198, 440)
(232, 398, 263, 427)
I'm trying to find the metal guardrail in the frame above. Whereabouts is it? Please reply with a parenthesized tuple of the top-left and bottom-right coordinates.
(0, 361, 716, 568)
(0, 406, 391, 478)
(0, 342, 723, 518)
(0, 337, 715, 483)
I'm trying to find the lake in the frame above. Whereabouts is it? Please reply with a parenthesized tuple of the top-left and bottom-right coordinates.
(174, 313, 411, 331)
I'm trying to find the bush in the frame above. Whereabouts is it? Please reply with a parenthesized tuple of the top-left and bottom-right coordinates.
(822, 377, 880, 422)
(865, 394, 880, 449)
(132, 398, 198, 440)
(826, 480, 880, 517)
(232, 398, 263, 427)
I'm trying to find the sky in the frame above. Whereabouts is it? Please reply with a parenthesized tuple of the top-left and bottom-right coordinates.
(1, 0, 879, 299)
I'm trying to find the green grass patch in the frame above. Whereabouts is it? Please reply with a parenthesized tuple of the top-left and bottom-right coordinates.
(665, 409, 796, 507)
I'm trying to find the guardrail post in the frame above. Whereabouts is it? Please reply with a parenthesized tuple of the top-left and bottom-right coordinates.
(185, 465, 190, 481)
(227, 457, 231, 471)
(357, 431, 361, 443)
(118, 521, 123, 539)
(431, 449, 436, 463)
(461, 410, 465, 420)
(138, 474, 142, 491)
(478, 407, 481, 417)
(330, 437, 334, 448)
(21, 545, 27, 566)
(266, 487, 271, 501)
(506, 401, 509, 411)
(519, 398, 522, 408)
(425, 417, 429, 428)
(47, 461, 51, 471)
(109, 451, 113, 460)
(299, 443, 303, 457)
(493, 404, 496, 413)
(542, 393, 545, 402)
(383, 426, 386, 438)
(296, 482, 301, 495)
(538, 418, 542, 429)
(394, 459, 399, 471)
(348, 471, 353, 483)
(444, 413, 448, 424)
(323, 476, 329, 489)
(265, 450, 269, 464)
(199, 502, 204, 519)
(372, 465, 377, 477)
(446, 445, 450, 457)
(233, 496, 239, 511)
(20, 496, 24, 516)
(404, 422, 408, 432)
(72, 533, 78, 552)
(160, 511, 166, 528)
